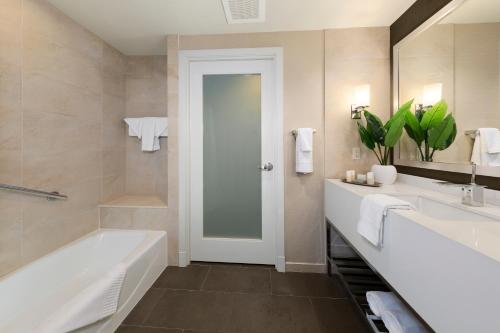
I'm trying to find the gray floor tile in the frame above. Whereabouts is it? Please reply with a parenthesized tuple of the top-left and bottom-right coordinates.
(124, 288, 166, 325)
(153, 265, 209, 290)
(227, 293, 321, 333)
(144, 289, 233, 331)
(311, 298, 371, 333)
(202, 265, 271, 294)
(270, 271, 347, 298)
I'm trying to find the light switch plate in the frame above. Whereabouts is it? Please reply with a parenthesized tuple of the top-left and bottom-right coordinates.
(352, 147, 361, 160)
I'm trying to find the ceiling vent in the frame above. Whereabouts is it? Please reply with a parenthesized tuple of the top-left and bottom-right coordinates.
(222, 0, 265, 24)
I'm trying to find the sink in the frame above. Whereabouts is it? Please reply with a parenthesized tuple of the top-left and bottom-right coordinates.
(389, 194, 497, 222)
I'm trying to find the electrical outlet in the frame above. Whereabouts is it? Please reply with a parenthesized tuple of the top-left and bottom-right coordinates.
(352, 147, 361, 160)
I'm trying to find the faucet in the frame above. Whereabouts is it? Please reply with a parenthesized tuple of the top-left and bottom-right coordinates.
(461, 163, 485, 207)
(435, 163, 485, 207)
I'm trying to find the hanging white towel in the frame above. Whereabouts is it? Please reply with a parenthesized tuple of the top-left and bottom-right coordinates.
(124, 117, 168, 152)
(37, 264, 127, 333)
(471, 128, 500, 166)
(357, 194, 414, 247)
(381, 309, 429, 333)
(295, 128, 314, 174)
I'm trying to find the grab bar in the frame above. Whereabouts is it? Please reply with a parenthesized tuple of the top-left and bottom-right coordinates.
(0, 183, 68, 201)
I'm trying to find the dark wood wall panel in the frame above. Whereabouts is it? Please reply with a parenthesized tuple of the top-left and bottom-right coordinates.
(390, 0, 500, 190)
(390, 0, 453, 46)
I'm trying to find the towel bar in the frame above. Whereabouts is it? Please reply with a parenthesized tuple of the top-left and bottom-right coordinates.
(291, 129, 317, 136)
(0, 183, 68, 201)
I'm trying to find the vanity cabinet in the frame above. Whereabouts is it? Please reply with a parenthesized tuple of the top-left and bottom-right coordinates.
(325, 179, 500, 333)
(326, 219, 390, 333)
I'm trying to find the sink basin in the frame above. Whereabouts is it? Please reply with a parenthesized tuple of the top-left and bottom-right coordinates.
(390, 194, 497, 222)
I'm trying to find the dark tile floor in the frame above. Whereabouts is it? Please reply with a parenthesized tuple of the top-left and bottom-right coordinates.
(117, 263, 371, 333)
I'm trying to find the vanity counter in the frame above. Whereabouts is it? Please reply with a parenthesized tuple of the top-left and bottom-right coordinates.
(325, 177, 500, 333)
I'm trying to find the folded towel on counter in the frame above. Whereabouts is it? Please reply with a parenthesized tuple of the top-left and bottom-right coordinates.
(357, 194, 414, 247)
(124, 117, 168, 151)
(381, 309, 429, 333)
(37, 264, 127, 333)
(366, 291, 405, 317)
(295, 128, 314, 174)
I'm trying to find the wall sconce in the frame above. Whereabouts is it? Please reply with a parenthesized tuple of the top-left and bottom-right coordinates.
(416, 83, 442, 112)
(351, 84, 370, 119)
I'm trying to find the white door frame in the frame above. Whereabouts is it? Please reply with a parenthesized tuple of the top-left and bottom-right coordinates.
(178, 48, 285, 272)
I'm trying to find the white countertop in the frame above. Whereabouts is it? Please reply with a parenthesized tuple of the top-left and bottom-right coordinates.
(327, 178, 500, 264)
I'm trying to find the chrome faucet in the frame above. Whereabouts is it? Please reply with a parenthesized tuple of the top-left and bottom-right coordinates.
(435, 163, 485, 206)
(461, 163, 485, 207)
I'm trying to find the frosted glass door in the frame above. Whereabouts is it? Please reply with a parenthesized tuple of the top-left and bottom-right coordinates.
(203, 74, 262, 239)
(189, 58, 277, 265)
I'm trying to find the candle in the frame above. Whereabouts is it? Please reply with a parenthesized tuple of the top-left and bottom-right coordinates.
(346, 170, 355, 182)
(357, 174, 367, 183)
(367, 172, 375, 185)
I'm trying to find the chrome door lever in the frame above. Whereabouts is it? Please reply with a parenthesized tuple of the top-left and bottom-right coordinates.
(259, 162, 274, 171)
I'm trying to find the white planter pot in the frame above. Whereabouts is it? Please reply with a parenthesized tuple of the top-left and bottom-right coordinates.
(371, 165, 397, 185)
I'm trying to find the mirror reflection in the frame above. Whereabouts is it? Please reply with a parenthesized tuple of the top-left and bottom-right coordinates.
(397, 0, 500, 166)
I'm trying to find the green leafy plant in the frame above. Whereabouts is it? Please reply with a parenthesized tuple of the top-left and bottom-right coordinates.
(404, 100, 456, 162)
(357, 99, 414, 165)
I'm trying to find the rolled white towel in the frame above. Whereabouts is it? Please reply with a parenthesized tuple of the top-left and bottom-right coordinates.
(366, 291, 405, 317)
(381, 309, 429, 333)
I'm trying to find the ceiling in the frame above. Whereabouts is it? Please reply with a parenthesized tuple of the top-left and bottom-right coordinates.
(47, 0, 417, 55)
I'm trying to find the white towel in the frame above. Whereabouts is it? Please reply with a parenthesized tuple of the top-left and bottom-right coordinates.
(124, 117, 168, 152)
(366, 291, 405, 317)
(381, 309, 429, 333)
(357, 194, 414, 247)
(295, 128, 313, 174)
(471, 128, 500, 166)
(37, 264, 127, 333)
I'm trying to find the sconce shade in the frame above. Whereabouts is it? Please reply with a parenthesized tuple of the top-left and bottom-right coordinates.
(422, 83, 442, 106)
(354, 84, 370, 106)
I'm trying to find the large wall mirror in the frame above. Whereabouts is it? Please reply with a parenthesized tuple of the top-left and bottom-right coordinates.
(393, 0, 500, 178)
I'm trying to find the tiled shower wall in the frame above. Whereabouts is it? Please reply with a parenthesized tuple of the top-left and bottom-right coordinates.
(125, 56, 168, 203)
(0, 0, 129, 276)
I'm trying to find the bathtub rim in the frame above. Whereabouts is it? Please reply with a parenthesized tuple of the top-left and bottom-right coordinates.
(0, 228, 166, 282)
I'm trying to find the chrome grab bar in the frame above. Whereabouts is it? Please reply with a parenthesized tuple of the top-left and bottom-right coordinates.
(0, 183, 68, 201)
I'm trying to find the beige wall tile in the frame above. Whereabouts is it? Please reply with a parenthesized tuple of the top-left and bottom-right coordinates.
(100, 206, 175, 263)
(0, 0, 129, 276)
(0, 87, 22, 151)
(23, 0, 102, 60)
(23, 30, 103, 95)
(103, 94, 127, 150)
(0, 193, 23, 276)
(22, 109, 101, 154)
(23, 73, 102, 122)
(124, 56, 168, 200)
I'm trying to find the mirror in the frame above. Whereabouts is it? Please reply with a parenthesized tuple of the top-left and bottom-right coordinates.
(394, 0, 500, 174)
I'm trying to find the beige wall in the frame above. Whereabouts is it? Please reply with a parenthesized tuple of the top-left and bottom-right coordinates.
(166, 28, 390, 269)
(125, 56, 168, 203)
(0, 0, 130, 276)
(325, 27, 391, 178)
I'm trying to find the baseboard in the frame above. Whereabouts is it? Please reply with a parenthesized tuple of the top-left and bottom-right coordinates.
(276, 256, 286, 272)
(178, 251, 189, 267)
(285, 261, 327, 273)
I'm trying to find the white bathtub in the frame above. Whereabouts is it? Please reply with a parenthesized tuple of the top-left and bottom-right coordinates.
(0, 229, 167, 333)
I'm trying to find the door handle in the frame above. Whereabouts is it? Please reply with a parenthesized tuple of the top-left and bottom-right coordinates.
(259, 162, 274, 171)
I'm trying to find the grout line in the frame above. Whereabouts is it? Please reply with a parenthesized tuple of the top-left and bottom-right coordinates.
(199, 264, 211, 291)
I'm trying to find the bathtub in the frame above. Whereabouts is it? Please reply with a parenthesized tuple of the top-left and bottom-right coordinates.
(0, 229, 167, 333)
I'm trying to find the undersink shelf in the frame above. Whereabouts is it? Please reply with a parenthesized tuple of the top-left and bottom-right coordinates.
(99, 195, 167, 209)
